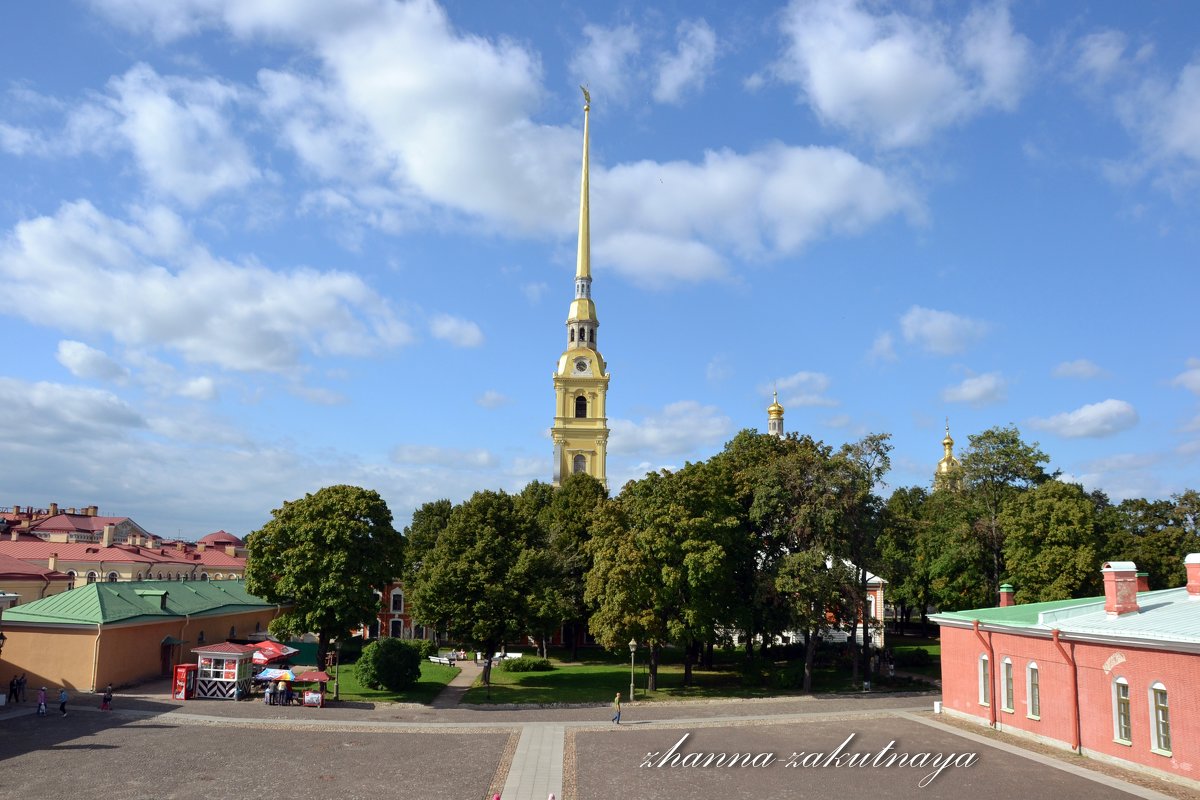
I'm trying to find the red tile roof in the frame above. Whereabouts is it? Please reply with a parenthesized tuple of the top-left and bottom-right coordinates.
(191, 641, 257, 656)
(0, 540, 245, 570)
(0, 552, 70, 581)
(199, 530, 244, 546)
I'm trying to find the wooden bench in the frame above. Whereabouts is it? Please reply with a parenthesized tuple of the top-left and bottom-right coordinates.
(428, 656, 453, 666)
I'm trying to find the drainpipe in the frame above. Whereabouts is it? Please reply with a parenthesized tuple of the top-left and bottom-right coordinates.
(972, 620, 996, 728)
(91, 622, 102, 692)
(1052, 629, 1081, 752)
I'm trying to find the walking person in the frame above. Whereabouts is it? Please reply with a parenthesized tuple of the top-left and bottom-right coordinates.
(611, 691, 622, 724)
(36, 687, 47, 717)
(17, 674, 26, 703)
(58, 687, 69, 717)
(6, 676, 16, 705)
(100, 683, 113, 711)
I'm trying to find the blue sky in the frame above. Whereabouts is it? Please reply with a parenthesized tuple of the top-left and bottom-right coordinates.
(1, 0, 1198, 537)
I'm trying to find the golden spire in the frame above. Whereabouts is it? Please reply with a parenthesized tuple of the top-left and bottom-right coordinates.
(935, 418, 962, 490)
(576, 85, 591, 281)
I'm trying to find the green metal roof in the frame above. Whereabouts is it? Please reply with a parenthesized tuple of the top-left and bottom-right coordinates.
(3, 580, 275, 626)
(931, 594, 1105, 627)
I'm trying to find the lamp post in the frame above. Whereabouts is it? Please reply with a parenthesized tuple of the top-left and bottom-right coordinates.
(628, 638, 637, 701)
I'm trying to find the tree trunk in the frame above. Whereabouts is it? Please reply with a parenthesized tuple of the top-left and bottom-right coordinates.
(703, 640, 714, 669)
(647, 643, 660, 691)
(317, 630, 330, 673)
(802, 630, 816, 692)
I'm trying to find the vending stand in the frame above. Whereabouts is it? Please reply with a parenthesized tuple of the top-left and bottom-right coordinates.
(191, 642, 255, 700)
(173, 663, 197, 700)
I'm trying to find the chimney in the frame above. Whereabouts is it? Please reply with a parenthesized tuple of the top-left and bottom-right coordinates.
(225, 545, 237, 557)
(68, 508, 76, 515)
(9, 529, 17, 541)
(88, 505, 97, 516)
(999, 584, 1015, 607)
(1136, 572, 1149, 592)
(49, 502, 58, 515)
(101, 524, 115, 548)
(1186, 554, 1200, 600)
(48, 553, 58, 572)
(197, 542, 206, 552)
(1103, 561, 1139, 616)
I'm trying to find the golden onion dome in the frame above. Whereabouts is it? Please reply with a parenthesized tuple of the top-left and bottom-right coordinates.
(767, 391, 784, 418)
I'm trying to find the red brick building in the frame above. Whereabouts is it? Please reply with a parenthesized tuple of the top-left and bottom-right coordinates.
(933, 554, 1200, 789)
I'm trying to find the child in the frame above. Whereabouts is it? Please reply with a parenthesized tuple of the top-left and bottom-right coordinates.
(100, 683, 113, 711)
(36, 687, 47, 716)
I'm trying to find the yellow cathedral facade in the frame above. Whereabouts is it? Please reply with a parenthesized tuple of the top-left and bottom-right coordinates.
(552, 89, 609, 487)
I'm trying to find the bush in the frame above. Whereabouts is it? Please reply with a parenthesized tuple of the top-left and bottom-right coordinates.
(894, 647, 932, 668)
(353, 638, 422, 690)
(497, 656, 554, 673)
(412, 639, 438, 659)
(769, 661, 807, 690)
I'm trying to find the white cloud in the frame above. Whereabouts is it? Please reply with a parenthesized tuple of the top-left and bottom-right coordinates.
(776, 0, 1032, 148)
(570, 23, 642, 103)
(706, 355, 732, 383)
(1053, 358, 1105, 379)
(770, 371, 837, 407)
(1172, 358, 1200, 395)
(476, 390, 509, 409)
(391, 444, 497, 468)
(0, 378, 144, 444)
(609, 400, 732, 457)
(653, 19, 718, 105)
(942, 372, 1006, 406)
(56, 340, 129, 383)
(430, 314, 484, 347)
(1031, 399, 1138, 438)
(0, 201, 412, 373)
(522, 282, 549, 304)
(1074, 30, 1129, 85)
(899, 305, 988, 355)
(868, 331, 897, 363)
(178, 376, 218, 401)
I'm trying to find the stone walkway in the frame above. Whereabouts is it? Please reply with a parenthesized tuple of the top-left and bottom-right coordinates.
(431, 659, 482, 709)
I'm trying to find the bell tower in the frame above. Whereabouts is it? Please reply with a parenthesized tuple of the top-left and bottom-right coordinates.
(552, 88, 609, 487)
(934, 419, 963, 492)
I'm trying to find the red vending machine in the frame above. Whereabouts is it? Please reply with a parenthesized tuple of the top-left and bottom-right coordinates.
(173, 664, 197, 700)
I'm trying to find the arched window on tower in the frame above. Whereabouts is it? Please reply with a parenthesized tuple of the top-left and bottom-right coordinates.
(589, 329, 594, 343)
(573, 454, 586, 474)
(570, 329, 575, 342)
(575, 395, 587, 418)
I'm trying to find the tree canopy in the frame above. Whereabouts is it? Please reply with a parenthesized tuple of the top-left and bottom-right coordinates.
(245, 484, 403, 666)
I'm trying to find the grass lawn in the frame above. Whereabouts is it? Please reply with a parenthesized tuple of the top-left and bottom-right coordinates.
(887, 633, 942, 678)
(459, 655, 895, 705)
(334, 660, 459, 704)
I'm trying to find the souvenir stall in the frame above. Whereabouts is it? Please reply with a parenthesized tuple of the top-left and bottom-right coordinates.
(191, 642, 255, 699)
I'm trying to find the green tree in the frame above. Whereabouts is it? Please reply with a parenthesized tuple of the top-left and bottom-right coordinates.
(585, 463, 736, 689)
(776, 546, 855, 692)
(1108, 496, 1193, 589)
(960, 425, 1050, 595)
(403, 498, 452, 584)
(1001, 480, 1106, 602)
(924, 489, 991, 612)
(407, 489, 534, 658)
(542, 473, 609, 659)
(245, 485, 403, 667)
(878, 486, 930, 634)
(354, 637, 422, 691)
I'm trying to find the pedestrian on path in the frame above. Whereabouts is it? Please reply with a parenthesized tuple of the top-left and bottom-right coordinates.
(17, 673, 26, 702)
(6, 676, 16, 705)
(36, 687, 47, 716)
(58, 688, 68, 717)
(611, 691, 622, 724)
(100, 683, 113, 711)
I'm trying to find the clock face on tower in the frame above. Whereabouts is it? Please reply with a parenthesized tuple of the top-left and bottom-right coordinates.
(574, 359, 589, 373)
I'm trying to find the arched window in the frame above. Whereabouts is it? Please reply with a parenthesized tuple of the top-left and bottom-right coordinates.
(390, 589, 404, 613)
(66, 571, 77, 590)
(1113, 677, 1131, 743)
(1026, 662, 1040, 718)
(572, 454, 587, 474)
(135, 572, 143, 580)
(570, 328, 575, 341)
(200, 573, 209, 581)
(1001, 657, 1014, 712)
(214, 573, 223, 580)
(229, 626, 236, 638)
(106, 572, 118, 583)
(589, 329, 594, 343)
(197, 630, 205, 645)
(86, 571, 98, 585)
(156, 572, 164, 581)
(1150, 682, 1171, 753)
(978, 654, 990, 706)
(575, 395, 587, 418)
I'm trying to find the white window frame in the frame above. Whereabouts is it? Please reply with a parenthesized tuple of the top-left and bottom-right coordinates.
(1112, 677, 1132, 744)
(390, 589, 405, 613)
(86, 571, 98, 584)
(1001, 657, 1014, 712)
(1149, 682, 1171, 755)
(978, 654, 990, 706)
(1026, 662, 1040, 719)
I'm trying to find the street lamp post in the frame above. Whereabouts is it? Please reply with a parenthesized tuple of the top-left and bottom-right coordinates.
(628, 638, 637, 701)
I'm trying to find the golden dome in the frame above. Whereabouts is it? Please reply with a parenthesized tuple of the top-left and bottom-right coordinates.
(767, 391, 784, 418)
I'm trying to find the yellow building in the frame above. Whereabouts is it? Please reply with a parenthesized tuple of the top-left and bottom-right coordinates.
(552, 89, 610, 487)
(934, 420, 963, 491)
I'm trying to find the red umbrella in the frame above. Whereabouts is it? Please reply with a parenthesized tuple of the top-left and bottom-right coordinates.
(295, 670, 330, 683)
(251, 641, 299, 665)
